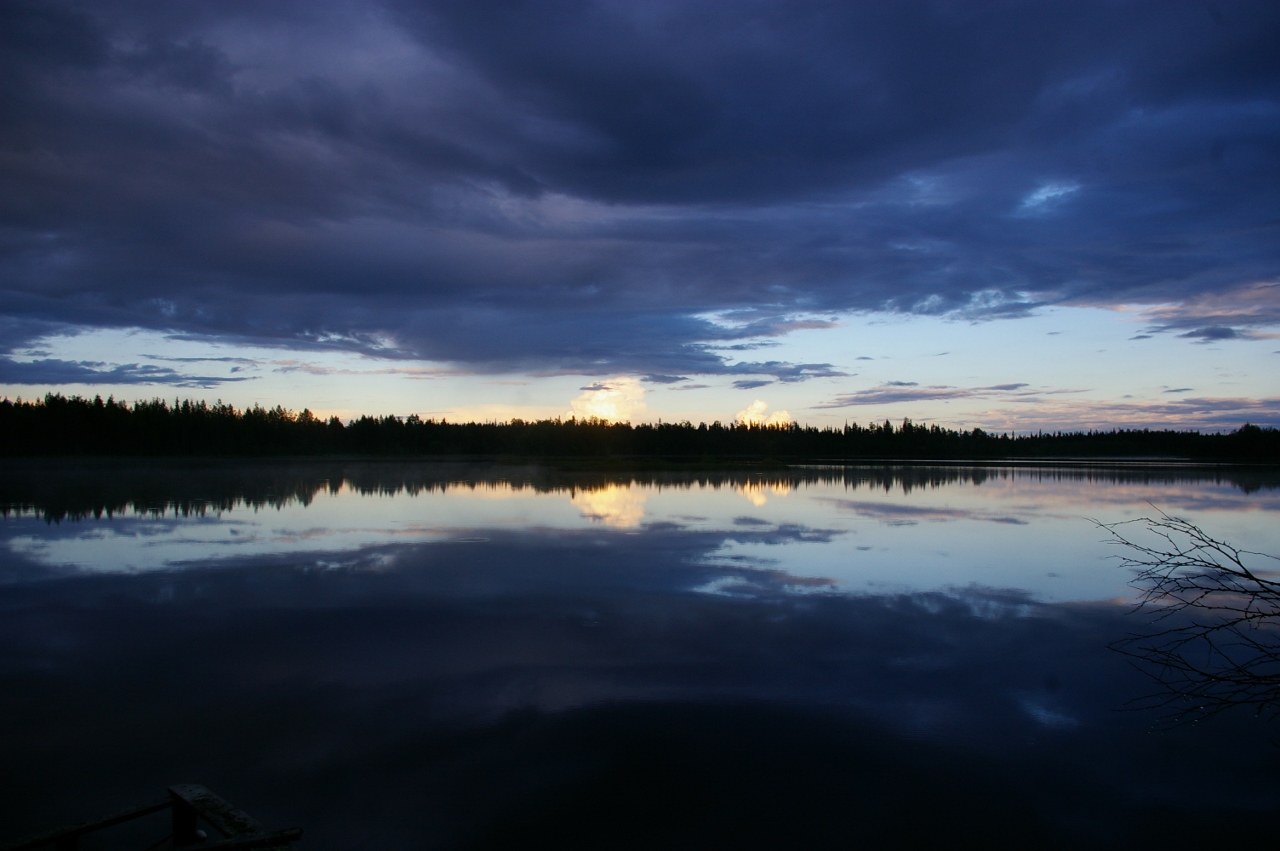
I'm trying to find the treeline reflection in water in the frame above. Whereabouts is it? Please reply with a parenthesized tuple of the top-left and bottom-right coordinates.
(2, 459, 1276, 523)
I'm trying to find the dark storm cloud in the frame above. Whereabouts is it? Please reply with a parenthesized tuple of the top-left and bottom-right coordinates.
(2, 0, 1279, 375)
(0, 317, 71, 357)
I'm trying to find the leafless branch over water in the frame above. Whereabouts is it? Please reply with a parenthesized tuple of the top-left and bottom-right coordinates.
(1099, 510, 1280, 723)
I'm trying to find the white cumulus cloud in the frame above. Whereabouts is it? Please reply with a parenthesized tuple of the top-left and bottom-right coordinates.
(734, 399, 792, 426)
(567, 376, 647, 423)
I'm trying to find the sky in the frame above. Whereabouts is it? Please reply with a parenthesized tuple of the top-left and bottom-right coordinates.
(2, 0, 1278, 431)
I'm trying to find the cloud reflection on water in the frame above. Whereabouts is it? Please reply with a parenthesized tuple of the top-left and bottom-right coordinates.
(1, 523, 1277, 849)
(1, 462, 1279, 848)
(570, 484, 647, 528)
(736, 480, 791, 507)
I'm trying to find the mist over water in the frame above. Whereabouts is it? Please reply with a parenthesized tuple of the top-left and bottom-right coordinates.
(2, 462, 1278, 848)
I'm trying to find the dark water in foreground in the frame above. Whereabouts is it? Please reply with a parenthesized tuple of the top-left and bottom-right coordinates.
(1, 461, 1278, 849)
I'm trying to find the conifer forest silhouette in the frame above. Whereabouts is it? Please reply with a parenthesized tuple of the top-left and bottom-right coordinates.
(3, 393, 1277, 461)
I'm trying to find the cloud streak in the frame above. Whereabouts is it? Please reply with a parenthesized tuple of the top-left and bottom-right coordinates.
(1133, 283, 1280, 342)
(823, 500, 1029, 526)
(975, 396, 1280, 433)
(820, 383, 1033, 408)
(0, 358, 254, 389)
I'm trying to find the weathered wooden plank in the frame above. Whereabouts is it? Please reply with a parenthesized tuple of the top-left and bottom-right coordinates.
(168, 785, 264, 838)
(196, 827, 304, 850)
(171, 794, 200, 847)
(0, 798, 171, 851)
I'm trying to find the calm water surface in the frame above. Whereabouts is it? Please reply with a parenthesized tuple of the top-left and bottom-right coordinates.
(1, 461, 1278, 848)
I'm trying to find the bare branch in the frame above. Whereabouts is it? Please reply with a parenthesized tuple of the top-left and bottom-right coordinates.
(1094, 509, 1280, 724)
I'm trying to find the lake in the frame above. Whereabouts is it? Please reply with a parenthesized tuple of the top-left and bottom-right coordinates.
(2, 460, 1278, 849)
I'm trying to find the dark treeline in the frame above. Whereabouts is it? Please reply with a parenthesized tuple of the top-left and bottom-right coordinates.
(3, 459, 1274, 524)
(2, 393, 1278, 462)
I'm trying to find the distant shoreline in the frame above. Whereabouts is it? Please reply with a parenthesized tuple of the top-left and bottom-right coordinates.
(4, 454, 1280, 470)
(4, 453, 1279, 475)
(4, 394, 1278, 463)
